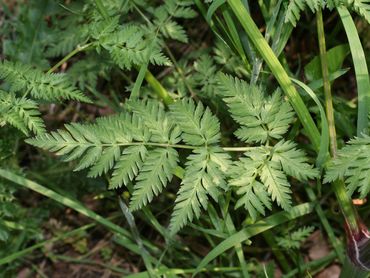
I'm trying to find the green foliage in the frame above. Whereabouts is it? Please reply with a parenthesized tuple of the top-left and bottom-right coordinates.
(285, 0, 323, 26)
(230, 141, 318, 220)
(25, 97, 234, 234)
(170, 147, 230, 234)
(26, 77, 320, 234)
(324, 135, 370, 198)
(0, 61, 89, 102)
(169, 98, 220, 145)
(285, 0, 370, 26)
(130, 147, 178, 210)
(218, 73, 295, 144)
(193, 55, 219, 98)
(2, 0, 58, 69)
(96, 23, 171, 70)
(153, 0, 197, 43)
(352, 0, 370, 24)
(276, 226, 315, 249)
(0, 91, 45, 135)
(2, 0, 370, 275)
(0, 61, 90, 135)
(218, 74, 318, 220)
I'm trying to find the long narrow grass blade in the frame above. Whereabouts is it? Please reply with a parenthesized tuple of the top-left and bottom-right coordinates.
(125, 266, 242, 278)
(0, 223, 96, 265)
(284, 251, 337, 278)
(337, 7, 370, 136)
(206, 0, 226, 23)
(118, 196, 155, 276)
(0, 168, 157, 254)
(194, 202, 315, 275)
(291, 78, 329, 167)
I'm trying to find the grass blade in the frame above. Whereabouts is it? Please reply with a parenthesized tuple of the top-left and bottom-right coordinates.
(0, 168, 157, 255)
(0, 223, 95, 265)
(337, 7, 370, 136)
(194, 202, 315, 275)
(291, 78, 329, 167)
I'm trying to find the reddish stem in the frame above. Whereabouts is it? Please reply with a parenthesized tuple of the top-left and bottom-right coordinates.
(345, 218, 370, 271)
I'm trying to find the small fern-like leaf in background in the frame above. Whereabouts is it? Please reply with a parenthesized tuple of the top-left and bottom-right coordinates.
(0, 61, 90, 102)
(170, 147, 230, 235)
(99, 25, 170, 70)
(193, 55, 219, 98)
(47, 25, 89, 57)
(164, 0, 197, 19)
(159, 20, 188, 43)
(218, 74, 295, 144)
(90, 17, 119, 42)
(324, 135, 370, 198)
(130, 147, 179, 211)
(0, 91, 45, 135)
(285, 0, 323, 26)
(352, 0, 370, 24)
(277, 226, 315, 249)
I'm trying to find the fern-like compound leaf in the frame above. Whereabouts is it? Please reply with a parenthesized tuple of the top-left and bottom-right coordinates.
(88, 146, 121, 178)
(128, 99, 181, 144)
(169, 98, 221, 145)
(230, 140, 318, 219)
(169, 147, 230, 235)
(260, 160, 292, 211)
(26, 116, 137, 176)
(324, 135, 370, 198)
(230, 157, 272, 221)
(164, 0, 197, 19)
(26, 99, 183, 212)
(130, 147, 179, 211)
(272, 140, 319, 181)
(218, 74, 295, 144)
(284, 0, 370, 26)
(109, 145, 147, 190)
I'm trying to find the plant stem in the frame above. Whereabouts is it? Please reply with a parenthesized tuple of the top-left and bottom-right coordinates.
(316, 11, 337, 157)
(144, 70, 174, 105)
(316, 10, 359, 234)
(47, 140, 263, 152)
(47, 43, 92, 74)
